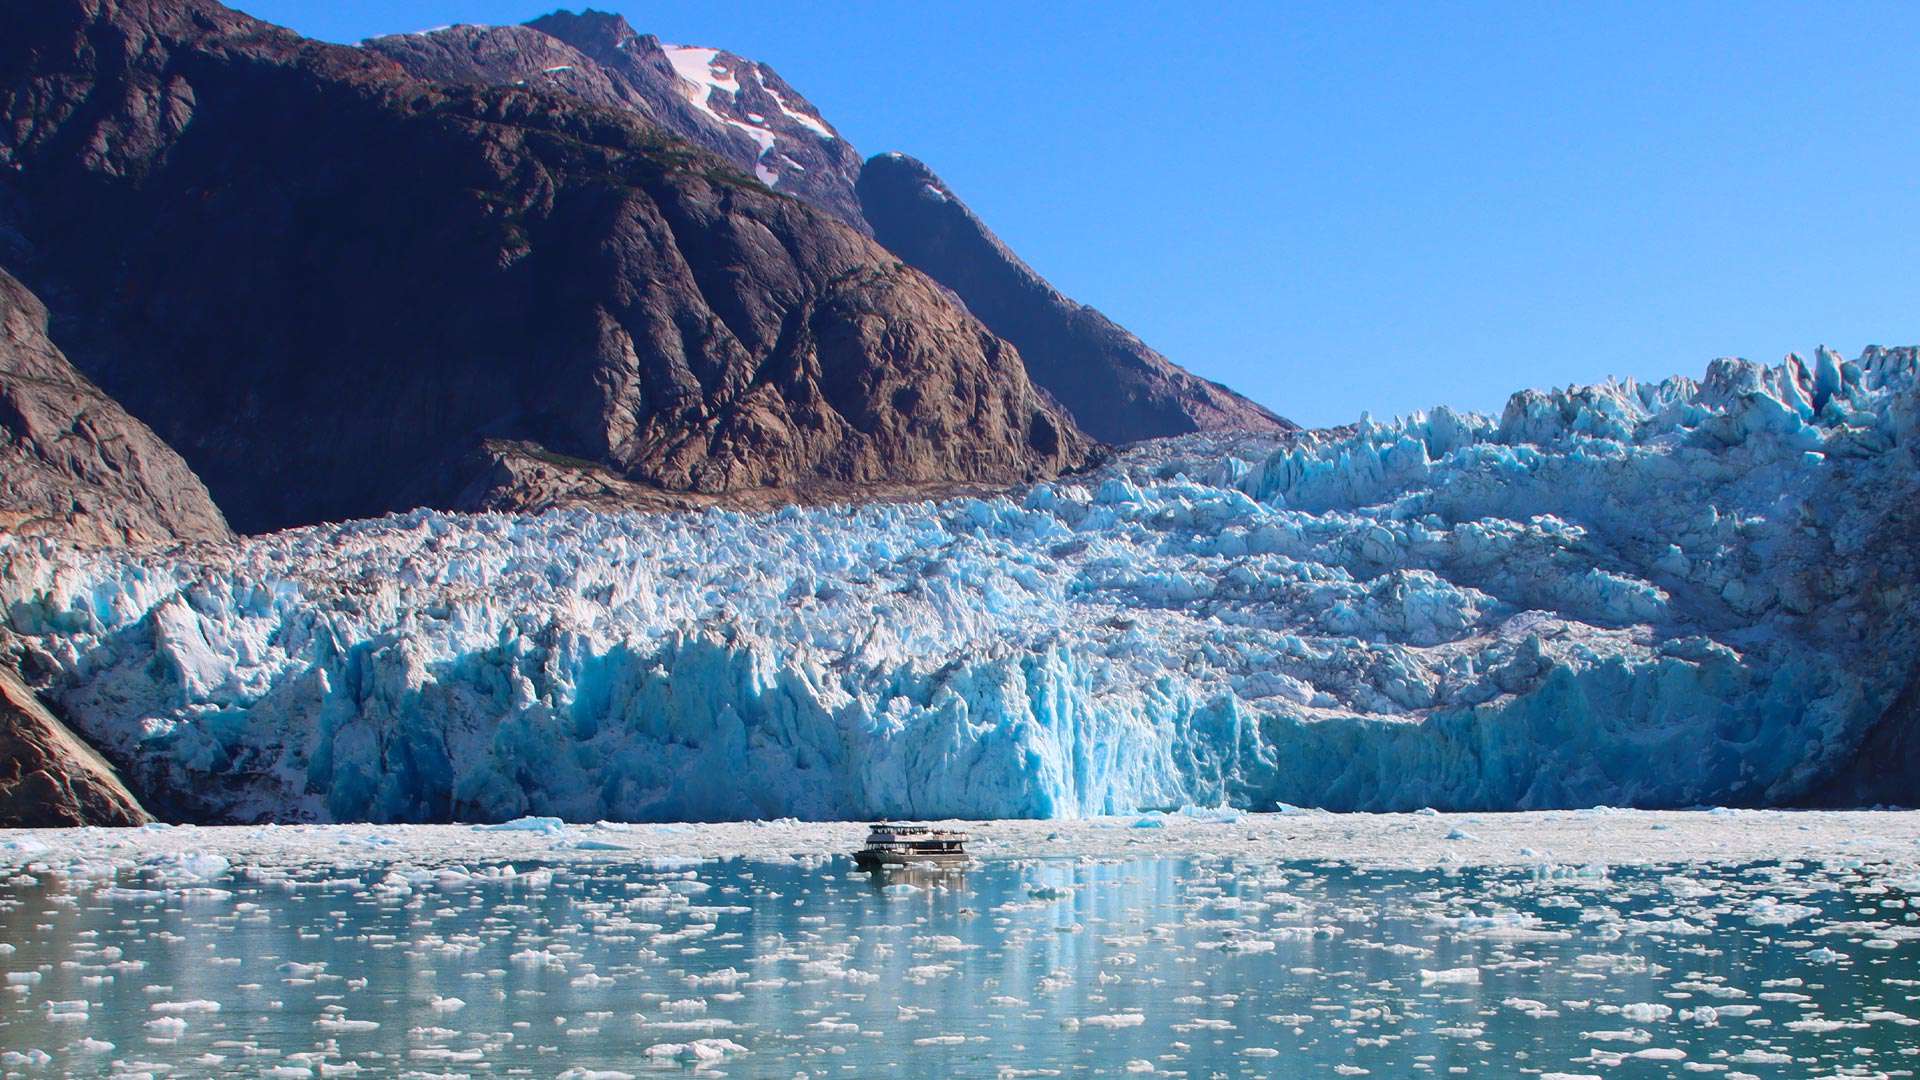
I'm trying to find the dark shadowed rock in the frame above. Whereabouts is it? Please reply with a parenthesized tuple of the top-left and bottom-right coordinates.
(0, 267, 229, 546)
(1799, 475, 1920, 808)
(1806, 668, 1920, 808)
(0, 665, 151, 827)
(858, 153, 1295, 444)
(1, 0, 1088, 532)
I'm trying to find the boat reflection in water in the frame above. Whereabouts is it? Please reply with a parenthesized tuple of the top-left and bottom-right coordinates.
(856, 859, 970, 894)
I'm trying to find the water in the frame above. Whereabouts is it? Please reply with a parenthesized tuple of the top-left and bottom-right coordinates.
(2, 851, 1917, 1077)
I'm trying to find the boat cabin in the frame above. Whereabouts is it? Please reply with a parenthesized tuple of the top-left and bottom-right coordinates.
(855, 823, 969, 866)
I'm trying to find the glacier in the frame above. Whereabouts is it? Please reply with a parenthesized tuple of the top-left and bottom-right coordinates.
(1, 347, 1916, 823)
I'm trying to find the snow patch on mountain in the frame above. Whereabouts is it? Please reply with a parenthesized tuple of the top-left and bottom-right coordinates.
(664, 45, 738, 98)
(3, 348, 1916, 822)
(756, 70, 836, 140)
(663, 45, 788, 187)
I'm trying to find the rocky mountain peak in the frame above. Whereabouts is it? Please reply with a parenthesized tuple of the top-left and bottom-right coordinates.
(515, 10, 868, 230)
(374, 12, 1291, 445)
(524, 8, 642, 52)
(4, 0, 1090, 532)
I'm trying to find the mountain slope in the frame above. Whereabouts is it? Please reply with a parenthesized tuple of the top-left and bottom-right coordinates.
(366, 12, 868, 232)
(0, 665, 151, 827)
(859, 154, 1295, 444)
(0, 267, 229, 546)
(0, 0, 1087, 533)
(532, 10, 868, 232)
(370, 10, 1290, 445)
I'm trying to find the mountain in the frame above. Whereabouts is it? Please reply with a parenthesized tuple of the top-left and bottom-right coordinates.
(7, 349, 1916, 821)
(364, 12, 869, 232)
(369, 11, 1291, 445)
(0, 0, 1088, 533)
(0, 267, 229, 547)
(859, 154, 1295, 443)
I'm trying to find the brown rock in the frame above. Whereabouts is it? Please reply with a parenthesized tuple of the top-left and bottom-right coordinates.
(1, 0, 1089, 532)
(365, 13, 1289, 448)
(0, 267, 229, 546)
(0, 665, 151, 827)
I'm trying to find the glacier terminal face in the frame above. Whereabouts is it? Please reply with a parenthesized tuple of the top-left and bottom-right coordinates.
(2, 348, 1916, 822)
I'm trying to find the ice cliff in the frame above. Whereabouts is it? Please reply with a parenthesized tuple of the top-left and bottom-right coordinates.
(2, 348, 1917, 822)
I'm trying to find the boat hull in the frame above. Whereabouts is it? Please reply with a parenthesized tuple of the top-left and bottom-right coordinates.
(854, 849, 969, 868)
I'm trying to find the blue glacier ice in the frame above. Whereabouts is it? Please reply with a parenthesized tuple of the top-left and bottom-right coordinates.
(2, 348, 1917, 822)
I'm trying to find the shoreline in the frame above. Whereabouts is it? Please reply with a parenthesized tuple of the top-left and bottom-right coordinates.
(5, 808, 1919, 874)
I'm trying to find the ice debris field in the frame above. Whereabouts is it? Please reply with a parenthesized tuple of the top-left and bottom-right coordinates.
(2, 812, 1920, 1078)
(3, 349, 1919, 822)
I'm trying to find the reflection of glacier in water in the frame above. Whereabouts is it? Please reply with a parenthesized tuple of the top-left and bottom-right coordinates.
(5, 348, 1920, 821)
(0, 847, 1916, 1076)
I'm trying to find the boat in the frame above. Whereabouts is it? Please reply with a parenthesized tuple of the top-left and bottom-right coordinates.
(853, 823, 969, 867)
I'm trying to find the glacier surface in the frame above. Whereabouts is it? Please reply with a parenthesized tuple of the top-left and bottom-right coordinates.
(2, 348, 1917, 822)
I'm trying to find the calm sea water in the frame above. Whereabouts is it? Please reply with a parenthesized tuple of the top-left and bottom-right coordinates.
(1, 852, 1915, 1077)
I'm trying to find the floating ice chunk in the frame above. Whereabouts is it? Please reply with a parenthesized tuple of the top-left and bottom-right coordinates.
(642, 1038, 747, 1061)
(1177, 804, 1244, 824)
(475, 817, 566, 834)
(1744, 899, 1820, 926)
(151, 999, 222, 1014)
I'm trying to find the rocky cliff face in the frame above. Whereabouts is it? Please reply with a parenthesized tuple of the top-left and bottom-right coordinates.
(0, 0, 1088, 533)
(1797, 479, 1920, 807)
(859, 154, 1295, 444)
(0, 268, 229, 546)
(366, 11, 869, 233)
(0, 665, 151, 827)
(367, 11, 1290, 446)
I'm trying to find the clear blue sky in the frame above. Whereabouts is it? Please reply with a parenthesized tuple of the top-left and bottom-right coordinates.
(248, 0, 1919, 428)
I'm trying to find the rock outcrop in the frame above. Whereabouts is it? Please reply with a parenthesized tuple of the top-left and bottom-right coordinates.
(1797, 480, 1920, 808)
(366, 11, 1290, 447)
(1, 0, 1088, 533)
(859, 154, 1294, 444)
(0, 268, 229, 546)
(0, 665, 151, 827)
(366, 13, 869, 232)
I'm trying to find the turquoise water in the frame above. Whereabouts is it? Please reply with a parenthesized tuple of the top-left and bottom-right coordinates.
(1, 854, 1916, 1077)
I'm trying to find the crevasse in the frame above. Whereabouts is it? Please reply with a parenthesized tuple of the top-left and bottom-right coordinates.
(3, 347, 1916, 822)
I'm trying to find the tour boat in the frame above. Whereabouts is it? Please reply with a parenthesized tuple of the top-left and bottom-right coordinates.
(854, 823, 969, 867)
